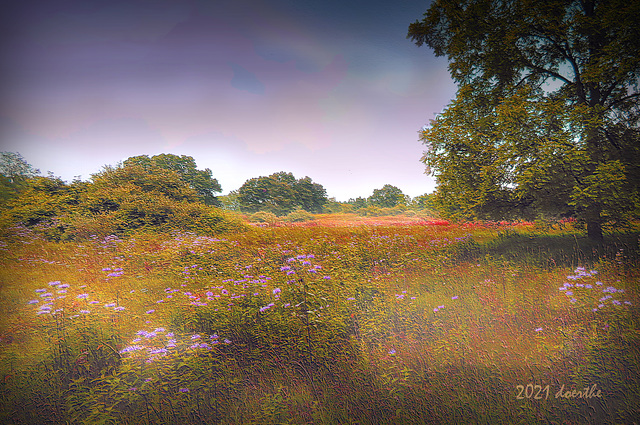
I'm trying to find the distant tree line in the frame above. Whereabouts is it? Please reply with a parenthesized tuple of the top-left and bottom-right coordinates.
(0, 152, 438, 239)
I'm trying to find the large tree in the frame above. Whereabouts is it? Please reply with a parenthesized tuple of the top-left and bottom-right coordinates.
(238, 172, 327, 216)
(123, 154, 222, 206)
(367, 184, 409, 208)
(409, 0, 640, 240)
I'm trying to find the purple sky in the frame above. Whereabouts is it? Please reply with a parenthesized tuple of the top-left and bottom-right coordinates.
(0, 0, 456, 201)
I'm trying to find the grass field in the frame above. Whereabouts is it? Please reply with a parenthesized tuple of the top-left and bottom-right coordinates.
(0, 216, 638, 424)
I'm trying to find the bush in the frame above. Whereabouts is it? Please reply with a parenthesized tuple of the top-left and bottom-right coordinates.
(248, 211, 279, 225)
(284, 209, 315, 223)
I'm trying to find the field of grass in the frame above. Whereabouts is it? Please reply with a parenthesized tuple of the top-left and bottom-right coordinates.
(0, 218, 638, 424)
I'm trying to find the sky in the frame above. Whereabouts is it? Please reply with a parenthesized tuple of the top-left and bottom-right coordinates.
(0, 0, 457, 201)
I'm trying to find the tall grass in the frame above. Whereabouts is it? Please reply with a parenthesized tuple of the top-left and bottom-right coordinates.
(0, 221, 638, 424)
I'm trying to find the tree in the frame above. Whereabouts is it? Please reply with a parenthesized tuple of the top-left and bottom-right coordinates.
(294, 176, 328, 213)
(348, 197, 368, 209)
(0, 152, 40, 183)
(367, 184, 409, 208)
(237, 172, 327, 216)
(0, 152, 41, 205)
(409, 0, 640, 240)
(219, 190, 241, 211)
(410, 193, 437, 211)
(123, 154, 222, 206)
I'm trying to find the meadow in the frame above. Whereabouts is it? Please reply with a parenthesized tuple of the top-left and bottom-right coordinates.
(0, 215, 638, 424)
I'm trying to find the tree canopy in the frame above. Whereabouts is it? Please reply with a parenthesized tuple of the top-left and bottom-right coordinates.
(122, 154, 222, 206)
(237, 172, 327, 216)
(367, 184, 409, 208)
(0, 154, 243, 239)
(409, 0, 640, 240)
(0, 152, 41, 205)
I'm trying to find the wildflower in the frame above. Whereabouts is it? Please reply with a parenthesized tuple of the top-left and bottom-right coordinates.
(104, 303, 116, 308)
(433, 307, 439, 313)
(27, 299, 39, 304)
(77, 294, 88, 299)
(48, 281, 61, 286)
(273, 288, 281, 295)
(565, 291, 573, 296)
(191, 334, 201, 340)
(223, 339, 231, 344)
(35, 288, 46, 293)
(612, 300, 621, 306)
(145, 309, 155, 314)
(452, 296, 459, 300)
(323, 276, 331, 280)
(129, 387, 137, 392)
(114, 306, 125, 311)
(80, 310, 90, 314)
(388, 348, 396, 355)
(347, 297, 355, 301)
(179, 388, 190, 393)
(535, 327, 543, 332)
(154, 328, 165, 333)
(119, 345, 145, 353)
(59, 283, 70, 289)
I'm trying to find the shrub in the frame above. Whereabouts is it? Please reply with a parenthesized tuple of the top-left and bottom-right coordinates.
(248, 211, 279, 225)
(284, 209, 315, 223)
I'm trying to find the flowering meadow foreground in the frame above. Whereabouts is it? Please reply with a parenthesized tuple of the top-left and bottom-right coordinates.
(0, 217, 638, 424)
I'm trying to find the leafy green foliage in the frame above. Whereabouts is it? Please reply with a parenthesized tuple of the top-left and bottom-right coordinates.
(409, 0, 640, 240)
(284, 209, 315, 223)
(248, 211, 279, 225)
(238, 172, 327, 216)
(367, 184, 409, 208)
(0, 159, 245, 240)
(123, 154, 223, 206)
(0, 152, 41, 206)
